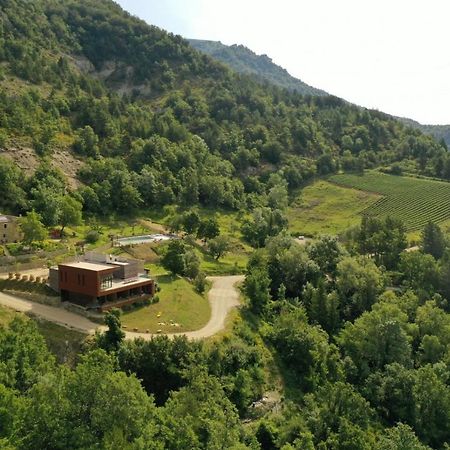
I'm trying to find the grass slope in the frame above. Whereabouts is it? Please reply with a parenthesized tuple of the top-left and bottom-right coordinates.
(288, 180, 380, 236)
(121, 275, 210, 333)
(35, 320, 86, 366)
(0, 305, 85, 365)
(0, 305, 20, 327)
(330, 172, 450, 231)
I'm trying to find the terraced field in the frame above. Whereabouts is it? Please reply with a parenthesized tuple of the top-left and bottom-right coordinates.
(330, 172, 450, 231)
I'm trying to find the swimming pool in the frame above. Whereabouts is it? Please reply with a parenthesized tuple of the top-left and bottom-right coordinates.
(116, 234, 174, 246)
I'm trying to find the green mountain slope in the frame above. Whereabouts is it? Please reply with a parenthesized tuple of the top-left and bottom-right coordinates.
(190, 39, 450, 147)
(189, 38, 327, 96)
(0, 3, 449, 450)
(398, 117, 450, 147)
(0, 0, 447, 223)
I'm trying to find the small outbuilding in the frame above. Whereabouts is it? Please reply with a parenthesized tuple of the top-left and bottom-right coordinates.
(0, 214, 21, 244)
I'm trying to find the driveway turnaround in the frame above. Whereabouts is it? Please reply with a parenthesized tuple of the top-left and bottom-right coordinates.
(0, 275, 244, 340)
(125, 275, 244, 340)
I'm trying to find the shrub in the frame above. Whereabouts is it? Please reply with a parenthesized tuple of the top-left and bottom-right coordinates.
(85, 229, 100, 244)
(194, 272, 207, 294)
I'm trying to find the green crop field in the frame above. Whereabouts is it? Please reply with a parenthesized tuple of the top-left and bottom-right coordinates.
(330, 172, 450, 231)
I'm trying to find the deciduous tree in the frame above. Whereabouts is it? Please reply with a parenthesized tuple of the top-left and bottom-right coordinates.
(208, 235, 231, 260)
(421, 221, 445, 259)
(59, 195, 83, 237)
(97, 309, 125, 352)
(336, 256, 385, 320)
(161, 240, 186, 275)
(338, 303, 412, 382)
(19, 210, 47, 244)
(197, 217, 220, 241)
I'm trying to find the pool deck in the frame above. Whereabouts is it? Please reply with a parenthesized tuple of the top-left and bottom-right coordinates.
(115, 234, 176, 246)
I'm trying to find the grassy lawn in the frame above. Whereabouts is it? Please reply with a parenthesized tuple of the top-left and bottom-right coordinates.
(119, 242, 160, 263)
(63, 208, 250, 275)
(121, 274, 211, 333)
(200, 251, 248, 275)
(160, 207, 250, 274)
(7, 208, 247, 270)
(141, 206, 245, 238)
(108, 236, 249, 276)
(197, 207, 247, 238)
(67, 218, 159, 249)
(144, 229, 250, 276)
(287, 180, 380, 236)
(146, 263, 169, 277)
(26, 206, 250, 278)
(146, 245, 248, 277)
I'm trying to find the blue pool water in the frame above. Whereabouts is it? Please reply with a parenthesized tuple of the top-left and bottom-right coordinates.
(116, 234, 174, 246)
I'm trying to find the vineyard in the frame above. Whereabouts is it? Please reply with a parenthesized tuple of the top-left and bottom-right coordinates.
(329, 172, 450, 230)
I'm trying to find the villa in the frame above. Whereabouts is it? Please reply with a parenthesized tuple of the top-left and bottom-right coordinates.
(49, 252, 155, 312)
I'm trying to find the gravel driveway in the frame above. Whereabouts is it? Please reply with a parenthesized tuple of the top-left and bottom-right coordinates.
(0, 275, 244, 340)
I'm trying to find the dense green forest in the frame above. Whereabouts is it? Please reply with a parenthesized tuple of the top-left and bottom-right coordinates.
(1, 1, 450, 449)
(0, 0, 449, 223)
(190, 39, 450, 147)
(399, 117, 450, 148)
(189, 39, 328, 97)
(2, 218, 450, 449)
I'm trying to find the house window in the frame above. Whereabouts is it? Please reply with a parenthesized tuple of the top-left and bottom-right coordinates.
(100, 275, 113, 290)
(3, 224, 6, 228)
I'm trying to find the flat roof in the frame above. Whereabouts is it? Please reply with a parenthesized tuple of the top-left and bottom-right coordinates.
(101, 275, 152, 293)
(59, 261, 116, 272)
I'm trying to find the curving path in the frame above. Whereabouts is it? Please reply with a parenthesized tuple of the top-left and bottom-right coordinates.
(125, 275, 244, 340)
(0, 290, 99, 333)
(0, 275, 244, 340)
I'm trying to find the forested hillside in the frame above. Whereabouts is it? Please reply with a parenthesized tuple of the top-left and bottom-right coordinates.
(0, 0, 448, 223)
(399, 117, 450, 148)
(1, 2, 450, 449)
(190, 39, 450, 147)
(189, 38, 328, 96)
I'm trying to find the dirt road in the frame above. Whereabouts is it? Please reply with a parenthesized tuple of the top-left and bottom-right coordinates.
(0, 275, 244, 340)
(126, 275, 244, 340)
(0, 291, 98, 333)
